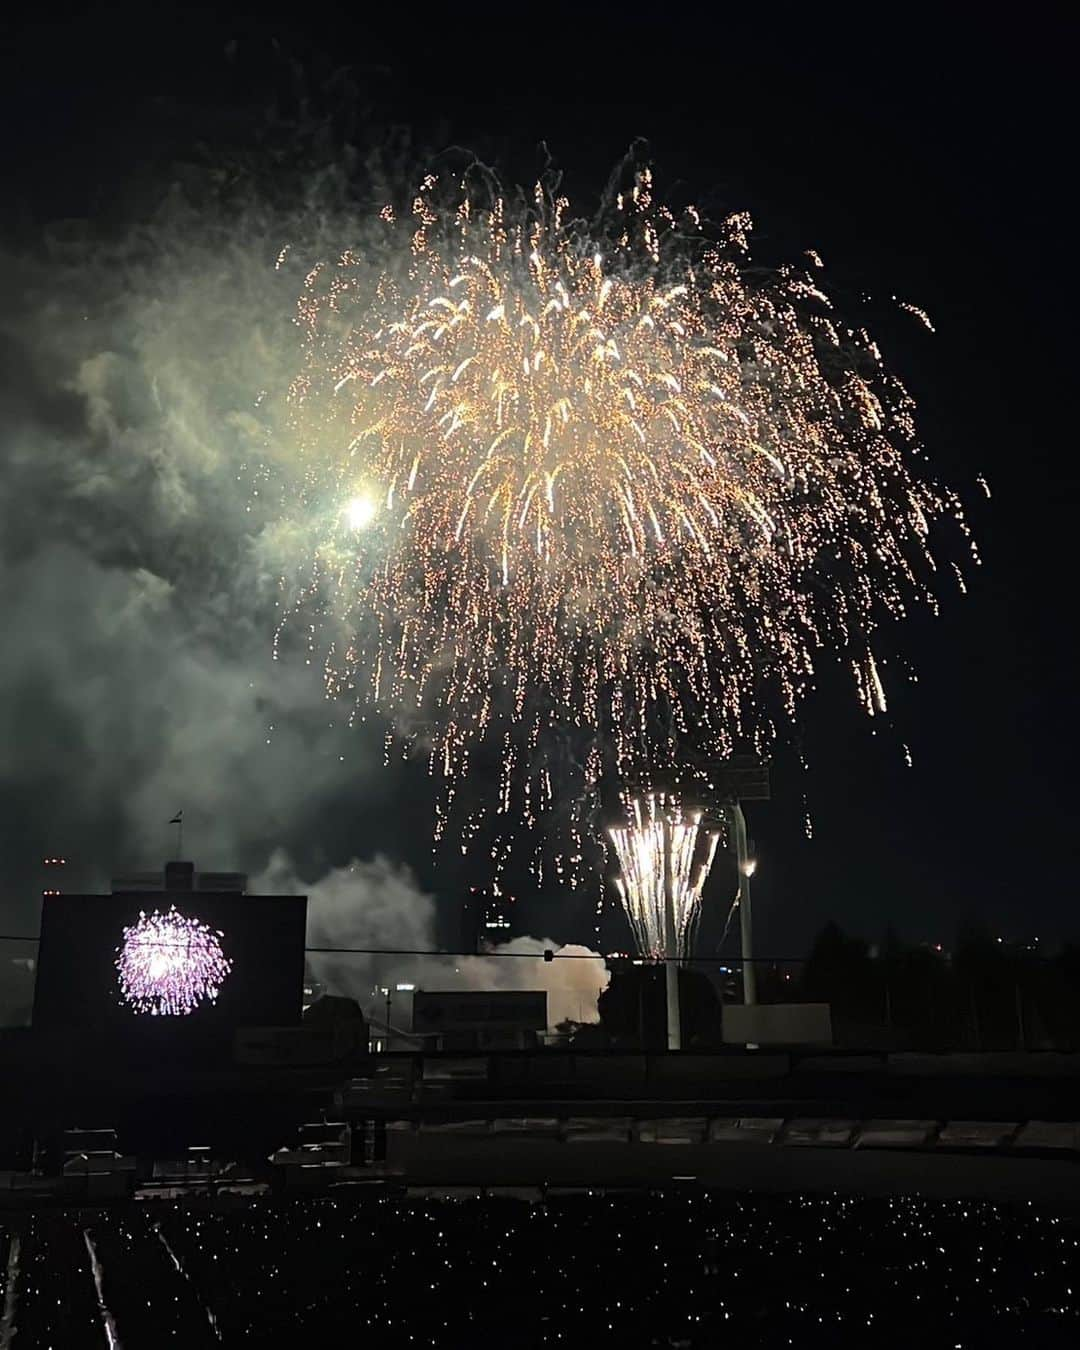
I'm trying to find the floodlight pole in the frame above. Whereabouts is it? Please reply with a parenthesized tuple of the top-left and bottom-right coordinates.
(662, 814, 682, 1051)
(729, 801, 757, 1007)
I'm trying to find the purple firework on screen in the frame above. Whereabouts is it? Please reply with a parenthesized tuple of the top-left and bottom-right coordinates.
(115, 907, 232, 1015)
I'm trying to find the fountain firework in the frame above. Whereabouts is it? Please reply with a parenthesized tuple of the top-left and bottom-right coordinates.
(608, 794, 721, 960)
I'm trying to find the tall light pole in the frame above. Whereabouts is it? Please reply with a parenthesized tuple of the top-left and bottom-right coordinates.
(729, 801, 757, 1007)
(662, 813, 682, 1051)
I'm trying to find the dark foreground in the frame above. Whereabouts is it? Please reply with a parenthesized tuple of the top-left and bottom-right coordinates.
(2, 1190, 1077, 1347)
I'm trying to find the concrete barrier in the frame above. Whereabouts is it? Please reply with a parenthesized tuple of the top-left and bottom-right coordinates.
(708, 1118, 784, 1144)
(565, 1117, 632, 1143)
(637, 1118, 707, 1144)
(795, 1055, 884, 1074)
(580, 1056, 648, 1089)
(723, 1004, 831, 1046)
(492, 1118, 561, 1138)
(418, 1119, 492, 1136)
(1013, 1121, 1080, 1152)
(783, 1119, 857, 1148)
(936, 1121, 1019, 1149)
(888, 1053, 1080, 1077)
(421, 1057, 490, 1082)
(854, 1120, 938, 1149)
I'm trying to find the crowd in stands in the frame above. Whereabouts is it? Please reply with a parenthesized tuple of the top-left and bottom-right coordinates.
(2, 1190, 1078, 1346)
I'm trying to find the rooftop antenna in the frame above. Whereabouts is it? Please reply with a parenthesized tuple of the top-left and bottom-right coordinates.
(169, 809, 184, 858)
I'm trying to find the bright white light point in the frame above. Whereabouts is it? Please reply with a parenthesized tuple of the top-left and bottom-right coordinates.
(345, 495, 377, 530)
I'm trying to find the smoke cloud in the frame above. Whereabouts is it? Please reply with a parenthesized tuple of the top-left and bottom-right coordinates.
(0, 103, 615, 1037)
(254, 851, 609, 1029)
(0, 127, 439, 931)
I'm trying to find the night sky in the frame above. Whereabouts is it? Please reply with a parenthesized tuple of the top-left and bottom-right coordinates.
(0, 6, 1075, 975)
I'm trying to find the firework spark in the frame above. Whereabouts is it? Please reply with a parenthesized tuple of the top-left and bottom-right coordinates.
(116, 907, 231, 1016)
(609, 794, 721, 959)
(279, 164, 974, 884)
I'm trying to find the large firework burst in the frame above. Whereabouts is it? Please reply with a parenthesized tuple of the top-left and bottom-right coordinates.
(279, 164, 974, 885)
(116, 907, 231, 1016)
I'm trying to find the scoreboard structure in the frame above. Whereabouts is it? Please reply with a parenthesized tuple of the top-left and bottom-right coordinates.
(32, 864, 307, 1033)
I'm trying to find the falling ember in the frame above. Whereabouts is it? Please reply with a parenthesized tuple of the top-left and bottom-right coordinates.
(115, 907, 231, 1016)
(868, 653, 888, 714)
(608, 795, 721, 960)
(895, 298, 936, 332)
(278, 163, 975, 884)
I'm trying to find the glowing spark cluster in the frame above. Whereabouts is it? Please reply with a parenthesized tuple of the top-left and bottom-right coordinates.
(115, 907, 231, 1016)
(608, 795, 720, 959)
(281, 165, 974, 883)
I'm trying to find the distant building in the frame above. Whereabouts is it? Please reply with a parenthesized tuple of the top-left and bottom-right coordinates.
(716, 964, 742, 1003)
(41, 854, 68, 899)
(412, 989, 546, 1050)
(110, 862, 247, 894)
(481, 891, 512, 940)
(461, 887, 513, 951)
(460, 890, 482, 953)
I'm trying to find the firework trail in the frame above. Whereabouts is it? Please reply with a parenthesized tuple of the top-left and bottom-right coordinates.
(82, 1230, 121, 1350)
(115, 908, 231, 1015)
(153, 1224, 221, 1340)
(0, 1233, 20, 1350)
(277, 162, 974, 885)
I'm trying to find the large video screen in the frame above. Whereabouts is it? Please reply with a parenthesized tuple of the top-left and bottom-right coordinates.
(32, 892, 307, 1031)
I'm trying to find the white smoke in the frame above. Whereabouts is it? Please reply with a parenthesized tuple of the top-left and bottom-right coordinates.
(252, 850, 609, 1029)
(0, 119, 615, 1008)
(0, 154, 436, 938)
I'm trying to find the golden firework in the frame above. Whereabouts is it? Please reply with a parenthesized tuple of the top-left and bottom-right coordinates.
(280, 166, 973, 882)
